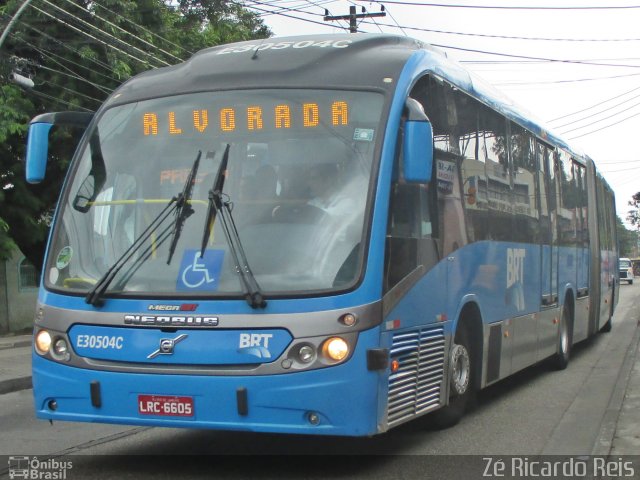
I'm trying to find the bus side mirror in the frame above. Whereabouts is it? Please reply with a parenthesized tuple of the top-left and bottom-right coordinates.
(403, 98, 433, 184)
(25, 112, 93, 184)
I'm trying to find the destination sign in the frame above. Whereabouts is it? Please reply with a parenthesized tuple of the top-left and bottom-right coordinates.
(142, 100, 349, 137)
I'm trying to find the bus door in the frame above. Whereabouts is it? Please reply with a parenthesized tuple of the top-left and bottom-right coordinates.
(573, 161, 590, 341)
(536, 144, 559, 359)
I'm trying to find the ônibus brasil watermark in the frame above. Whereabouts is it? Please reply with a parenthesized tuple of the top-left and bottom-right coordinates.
(8, 456, 72, 480)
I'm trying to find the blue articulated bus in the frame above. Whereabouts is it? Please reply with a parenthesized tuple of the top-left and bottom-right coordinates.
(25, 34, 618, 436)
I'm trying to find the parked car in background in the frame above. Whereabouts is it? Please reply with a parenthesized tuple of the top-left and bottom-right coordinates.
(619, 257, 634, 284)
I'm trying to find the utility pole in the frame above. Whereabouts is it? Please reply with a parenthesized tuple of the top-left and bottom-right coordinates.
(324, 5, 386, 34)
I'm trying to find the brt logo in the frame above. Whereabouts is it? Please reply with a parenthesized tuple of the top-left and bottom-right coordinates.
(507, 248, 526, 288)
(238, 333, 274, 359)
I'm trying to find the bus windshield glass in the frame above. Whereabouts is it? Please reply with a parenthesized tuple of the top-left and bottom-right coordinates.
(45, 89, 384, 298)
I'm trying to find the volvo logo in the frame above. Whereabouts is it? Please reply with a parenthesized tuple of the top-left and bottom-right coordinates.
(147, 334, 188, 359)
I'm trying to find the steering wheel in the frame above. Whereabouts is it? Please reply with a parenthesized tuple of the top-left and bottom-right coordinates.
(271, 203, 327, 223)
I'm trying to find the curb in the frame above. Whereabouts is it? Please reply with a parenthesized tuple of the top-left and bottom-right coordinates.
(592, 315, 640, 455)
(0, 340, 32, 350)
(0, 376, 32, 395)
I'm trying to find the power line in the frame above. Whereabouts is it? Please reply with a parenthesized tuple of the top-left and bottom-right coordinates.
(324, 5, 386, 33)
(597, 159, 640, 165)
(19, 59, 114, 96)
(548, 85, 640, 123)
(599, 165, 640, 174)
(42, 79, 104, 105)
(15, 34, 118, 93)
(567, 111, 640, 140)
(355, 1, 640, 10)
(38, 0, 170, 67)
(30, 4, 159, 68)
(554, 92, 640, 130)
(242, 1, 349, 30)
(245, 0, 329, 19)
(360, 19, 640, 43)
(493, 72, 640, 87)
(16, 19, 121, 82)
(22, 87, 94, 112)
(91, 0, 192, 57)
(58, 0, 184, 64)
(428, 42, 640, 69)
(560, 100, 640, 135)
(348, 2, 385, 33)
(380, 6, 408, 36)
(246, 0, 332, 17)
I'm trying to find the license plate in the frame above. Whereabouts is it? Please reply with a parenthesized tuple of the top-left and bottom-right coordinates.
(138, 394, 194, 417)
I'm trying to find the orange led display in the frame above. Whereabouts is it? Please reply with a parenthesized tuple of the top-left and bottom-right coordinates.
(247, 106, 263, 130)
(142, 101, 351, 135)
(168, 111, 182, 134)
(220, 108, 235, 132)
(303, 103, 319, 127)
(332, 101, 348, 126)
(193, 110, 208, 133)
(274, 105, 291, 129)
(143, 113, 158, 136)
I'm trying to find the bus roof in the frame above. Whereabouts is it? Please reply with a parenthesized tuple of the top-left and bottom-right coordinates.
(109, 33, 585, 161)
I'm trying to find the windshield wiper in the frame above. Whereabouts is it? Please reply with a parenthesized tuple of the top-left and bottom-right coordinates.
(85, 198, 177, 307)
(85, 152, 201, 307)
(200, 145, 266, 309)
(167, 151, 201, 264)
(200, 144, 229, 257)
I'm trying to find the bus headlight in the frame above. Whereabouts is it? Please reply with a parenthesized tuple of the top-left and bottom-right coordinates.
(51, 338, 71, 362)
(321, 337, 349, 362)
(297, 344, 316, 363)
(35, 330, 52, 355)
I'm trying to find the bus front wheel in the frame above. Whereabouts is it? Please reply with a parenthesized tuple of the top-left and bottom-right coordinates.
(429, 326, 474, 429)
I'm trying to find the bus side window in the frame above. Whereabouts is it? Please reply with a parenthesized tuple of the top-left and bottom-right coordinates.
(384, 182, 439, 294)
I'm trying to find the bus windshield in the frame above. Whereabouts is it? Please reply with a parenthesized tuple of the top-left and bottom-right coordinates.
(46, 89, 384, 298)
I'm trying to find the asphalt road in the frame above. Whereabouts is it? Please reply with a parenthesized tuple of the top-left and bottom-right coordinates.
(1, 284, 639, 479)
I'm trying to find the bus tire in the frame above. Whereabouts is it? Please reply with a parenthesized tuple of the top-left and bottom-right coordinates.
(553, 303, 572, 370)
(430, 326, 474, 429)
(601, 292, 614, 333)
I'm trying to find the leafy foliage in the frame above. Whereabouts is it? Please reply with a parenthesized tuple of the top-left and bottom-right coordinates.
(627, 191, 640, 231)
(617, 215, 638, 258)
(0, 0, 270, 270)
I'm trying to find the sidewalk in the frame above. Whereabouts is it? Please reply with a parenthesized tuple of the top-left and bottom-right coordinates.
(0, 334, 32, 395)
(608, 323, 640, 455)
(0, 330, 639, 454)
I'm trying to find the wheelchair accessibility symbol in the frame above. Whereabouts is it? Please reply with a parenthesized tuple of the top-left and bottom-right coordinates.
(177, 249, 224, 291)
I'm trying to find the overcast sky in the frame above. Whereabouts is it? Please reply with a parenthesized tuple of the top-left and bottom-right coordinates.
(247, 0, 640, 227)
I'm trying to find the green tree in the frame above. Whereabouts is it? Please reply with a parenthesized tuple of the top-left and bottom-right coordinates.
(0, 0, 270, 270)
(627, 191, 640, 230)
(617, 216, 637, 258)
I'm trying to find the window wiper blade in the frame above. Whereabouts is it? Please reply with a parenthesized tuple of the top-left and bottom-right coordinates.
(85, 151, 201, 307)
(200, 144, 266, 309)
(218, 196, 267, 309)
(200, 144, 229, 257)
(167, 151, 201, 265)
(85, 197, 178, 307)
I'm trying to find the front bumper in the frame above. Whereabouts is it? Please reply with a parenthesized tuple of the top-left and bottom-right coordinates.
(32, 327, 383, 437)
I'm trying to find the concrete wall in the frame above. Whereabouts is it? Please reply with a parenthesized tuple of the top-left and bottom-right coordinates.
(2, 250, 38, 333)
(0, 258, 8, 334)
